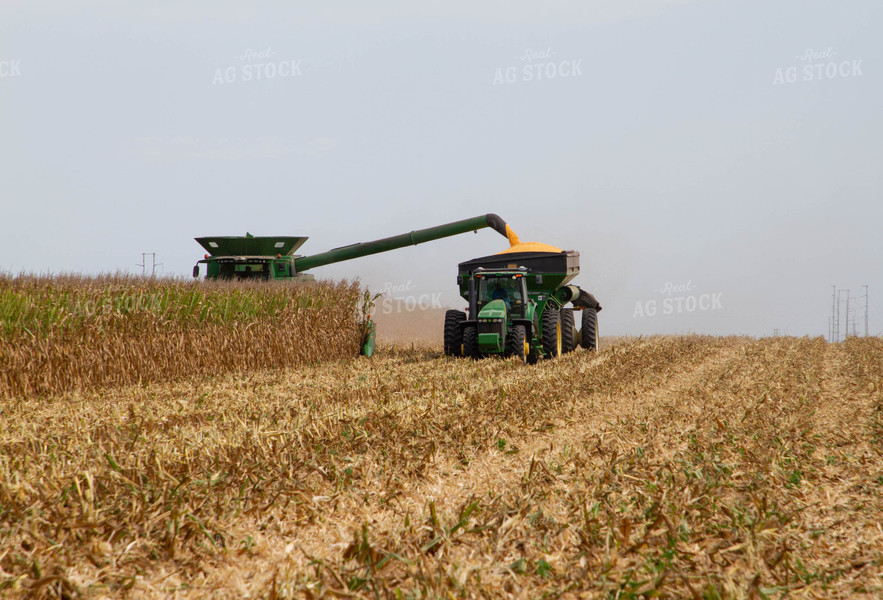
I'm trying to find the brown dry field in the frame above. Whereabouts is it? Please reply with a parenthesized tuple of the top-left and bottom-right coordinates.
(1, 335, 882, 598)
(371, 308, 449, 347)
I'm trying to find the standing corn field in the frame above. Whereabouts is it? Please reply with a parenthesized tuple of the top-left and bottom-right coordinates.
(0, 274, 366, 398)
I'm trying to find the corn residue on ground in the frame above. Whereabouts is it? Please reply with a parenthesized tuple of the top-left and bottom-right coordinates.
(1, 336, 882, 598)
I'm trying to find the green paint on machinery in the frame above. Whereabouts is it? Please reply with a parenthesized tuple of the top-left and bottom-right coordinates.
(193, 215, 512, 356)
(192, 213, 602, 363)
(192, 214, 511, 282)
(444, 249, 602, 363)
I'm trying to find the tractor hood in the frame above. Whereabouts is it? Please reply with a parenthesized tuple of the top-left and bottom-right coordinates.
(479, 299, 508, 320)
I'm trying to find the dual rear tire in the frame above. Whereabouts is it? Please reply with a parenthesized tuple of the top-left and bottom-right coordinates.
(542, 309, 562, 359)
(548, 305, 598, 355)
(580, 307, 599, 351)
(444, 310, 466, 356)
(560, 307, 576, 354)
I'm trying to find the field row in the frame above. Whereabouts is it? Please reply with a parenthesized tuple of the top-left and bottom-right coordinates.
(1, 336, 881, 598)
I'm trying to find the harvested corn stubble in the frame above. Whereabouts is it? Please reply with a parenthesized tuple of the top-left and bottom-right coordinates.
(1, 335, 881, 598)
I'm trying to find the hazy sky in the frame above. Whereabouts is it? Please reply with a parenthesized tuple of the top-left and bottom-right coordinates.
(2, 1, 881, 337)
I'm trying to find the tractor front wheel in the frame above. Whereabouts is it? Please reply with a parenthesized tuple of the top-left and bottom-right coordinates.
(505, 325, 529, 364)
(580, 307, 599, 351)
(542, 308, 562, 359)
(463, 325, 480, 359)
(443, 310, 466, 357)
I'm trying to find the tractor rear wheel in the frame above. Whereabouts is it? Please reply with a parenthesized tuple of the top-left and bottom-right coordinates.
(443, 310, 466, 356)
(505, 325, 528, 363)
(542, 308, 562, 359)
(463, 325, 480, 359)
(560, 308, 575, 353)
(580, 307, 599, 351)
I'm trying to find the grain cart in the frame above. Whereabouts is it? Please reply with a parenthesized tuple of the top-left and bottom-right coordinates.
(444, 242, 601, 363)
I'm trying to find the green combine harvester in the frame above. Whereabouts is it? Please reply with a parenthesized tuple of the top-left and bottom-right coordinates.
(192, 214, 512, 282)
(192, 213, 601, 361)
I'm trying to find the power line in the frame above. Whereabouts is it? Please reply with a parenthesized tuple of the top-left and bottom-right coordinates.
(863, 285, 869, 337)
(137, 253, 163, 277)
(830, 284, 870, 341)
(831, 285, 836, 342)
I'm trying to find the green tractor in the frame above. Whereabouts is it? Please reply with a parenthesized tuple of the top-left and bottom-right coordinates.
(444, 248, 601, 363)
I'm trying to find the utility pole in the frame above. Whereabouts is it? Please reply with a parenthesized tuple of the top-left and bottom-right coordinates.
(137, 253, 163, 277)
(831, 285, 836, 342)
(864, 285, 869, 337)
(149, 253, 163, 277)
(837, 289, 845, 342)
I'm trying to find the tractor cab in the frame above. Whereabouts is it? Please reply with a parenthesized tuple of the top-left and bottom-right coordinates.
(473, 269, 529, 318)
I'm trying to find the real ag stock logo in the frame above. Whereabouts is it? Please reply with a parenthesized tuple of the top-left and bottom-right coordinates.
(0, 59, 22, 78)
(212, 47, 303, 85)
(378, 280, 443, 315)
(633, 281, 723, 319)
(773, 47, 864, 85)
(491, 47, 583, 85)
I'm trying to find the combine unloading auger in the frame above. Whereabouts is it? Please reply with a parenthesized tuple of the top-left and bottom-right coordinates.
(193, 214, 511, 281)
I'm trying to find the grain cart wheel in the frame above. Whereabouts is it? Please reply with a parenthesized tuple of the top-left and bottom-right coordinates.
(527, 346, 540, 364)
(580, 307, 599, 351)
(560, 308, 576, 353)
(444, 310, 467, 357)
(505, 325, 529, 364)
(463, 325, 480, 359)
(542, 308, 562, 359)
